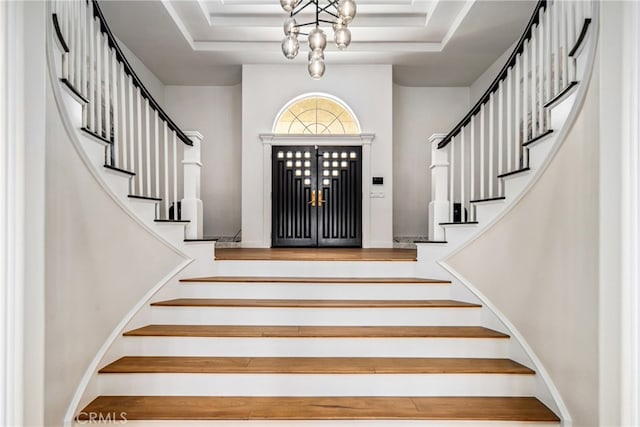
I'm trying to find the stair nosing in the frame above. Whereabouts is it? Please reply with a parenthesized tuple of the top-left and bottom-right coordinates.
(149, 298, 481, 309)
(122, 325, 510, 339)
(179, 277, 451, 284)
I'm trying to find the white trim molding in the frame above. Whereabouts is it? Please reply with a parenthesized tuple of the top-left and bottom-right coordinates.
(258, 133, 375, 248)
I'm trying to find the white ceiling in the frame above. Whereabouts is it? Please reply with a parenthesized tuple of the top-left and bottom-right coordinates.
(98, 0, 536, 86)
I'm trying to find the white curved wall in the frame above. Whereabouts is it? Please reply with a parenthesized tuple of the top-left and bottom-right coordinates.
(44, 82, 185, 425)
(447, 57, 600, 425)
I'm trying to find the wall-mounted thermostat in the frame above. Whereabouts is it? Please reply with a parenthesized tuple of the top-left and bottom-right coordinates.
(372, 177, 384, 185)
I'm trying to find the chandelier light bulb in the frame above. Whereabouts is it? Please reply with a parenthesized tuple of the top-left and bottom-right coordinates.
(334, 26, 351, 50)
(332, 18, 344, 32)
(308, 27, 327, 51)
(280, 0, 297, 13)
(281, 35, 299, 59)
(308, 48, 325, 62)
(308, 58, 326, 79)
(284, 17, 299, 36)
(338, 0, 357, 24)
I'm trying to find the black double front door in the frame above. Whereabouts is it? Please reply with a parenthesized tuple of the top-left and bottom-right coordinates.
(272, 145, 362, 247)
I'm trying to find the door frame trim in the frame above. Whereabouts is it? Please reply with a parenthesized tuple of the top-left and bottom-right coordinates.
(259, 133, 375, 248)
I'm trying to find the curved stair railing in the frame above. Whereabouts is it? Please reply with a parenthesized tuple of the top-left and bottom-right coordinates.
(428, 0, 593, 240)
(50, 0, 202, 237)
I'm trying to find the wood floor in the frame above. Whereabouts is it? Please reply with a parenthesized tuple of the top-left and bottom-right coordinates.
(214, 248, 417, 261)
(78, 396, 560, 421)
(123, 325, 510, 338)
(99, 356, 534, 375)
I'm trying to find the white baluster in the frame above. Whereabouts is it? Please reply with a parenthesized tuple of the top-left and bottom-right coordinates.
(545, 3, 553, 130)
(553, 0, 560, 95)
(127, 75, 134, 175)
(68, 0, 75, 85)
(428, 134, 449, 240)
(561, 0, 568, 88)
(119, 63, 127, 171)
(470, 115, 476, 203)
(103, 36, 110, 143)
(163, 122, 170, 219)
(111, 49, 119, 166)
(87, 5, 95, 131)
(460, 126, 465, 221)
(489, 93, 494, 197)
(498, 79, 504, 195)
(154, 111, 160, 199)
(568, 1, 577, 82)
(145, 99, 151, 196)
(449, 136, 455, 222)
(538, 9, 545, 132)
(506, 67, 512, 172)
(81, 1, 87, 99)
(136, 88, 143, 195)
(95, 21, 102, 137)
(531, 25, 538, 138)
(74, 1, 81, 90)
(58, 1, 69, 80)
(523, 41, 529, 150)
(479, 104, 485, 199)
(172, 131, 178, 219)
(514, 55, 521, 169)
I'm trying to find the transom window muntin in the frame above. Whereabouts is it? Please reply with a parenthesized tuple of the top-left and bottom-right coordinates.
(274, 95, 360, 135)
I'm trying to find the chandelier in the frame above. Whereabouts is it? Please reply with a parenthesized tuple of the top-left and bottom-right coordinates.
(280, 0, 357, 79)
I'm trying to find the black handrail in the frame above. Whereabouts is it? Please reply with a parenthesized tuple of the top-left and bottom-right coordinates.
(91, 0, 193, 146)
(438, 0, 547, 149)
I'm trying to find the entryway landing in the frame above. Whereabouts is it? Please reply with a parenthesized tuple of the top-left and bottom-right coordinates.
(214, 248, 417, 262)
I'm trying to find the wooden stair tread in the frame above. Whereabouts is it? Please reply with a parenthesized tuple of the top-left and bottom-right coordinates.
(78, 396, 559, 421)
(180, 276, 450, 284)
(124, 325, 509, 338)
(100, 356, 534, 374)
(151, 298, 481, 308)
(214, 248, 417, 261)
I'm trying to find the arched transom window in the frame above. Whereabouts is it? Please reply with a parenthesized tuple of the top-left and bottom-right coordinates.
(274, 95, 360, 135)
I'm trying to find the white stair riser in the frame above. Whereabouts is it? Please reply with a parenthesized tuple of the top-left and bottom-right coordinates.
(213, 261, 417, 278)
(159, 283, 452, 301)
(127, 200, 158, 220)
(526, 137, 555, 171)
(474, 203, 504, 225)
(146, 307, 482, 326)
(153, 224, 186, 244)
(100, 174, 131, 201)
(503, 173, 531, 197)
(97, 373, 535, 397)
(75, 421, 561, 427)
(114, 337, 510, 359)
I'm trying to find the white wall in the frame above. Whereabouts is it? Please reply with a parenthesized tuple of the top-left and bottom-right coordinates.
(164, 85, 242, 238)
(242, 64, 393, 248)
(469, 42, 515, 103)
(393, 85, 470, 237)
(44, 83, 185, 425)
(447, 61, 600, 425)
(116, 37, 165, 107)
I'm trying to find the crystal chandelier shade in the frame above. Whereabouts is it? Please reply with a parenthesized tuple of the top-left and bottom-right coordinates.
(280, 0, 357, 79)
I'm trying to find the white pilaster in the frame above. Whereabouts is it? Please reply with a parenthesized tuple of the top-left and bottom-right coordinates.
(181, 131, 203, 239)
(428, 133, 449, 241)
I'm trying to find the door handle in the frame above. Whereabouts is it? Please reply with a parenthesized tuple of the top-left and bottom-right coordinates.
(308, 190, 316, 207)
(318, 190, 327, 207)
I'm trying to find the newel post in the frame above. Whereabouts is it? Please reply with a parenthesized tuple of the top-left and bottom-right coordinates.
(428, 133, 449, 241)
(182, 131, 204, 239)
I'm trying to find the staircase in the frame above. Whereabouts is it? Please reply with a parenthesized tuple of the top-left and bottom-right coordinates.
(76, 270, 559, 425)
(44, 0, 600, 424)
